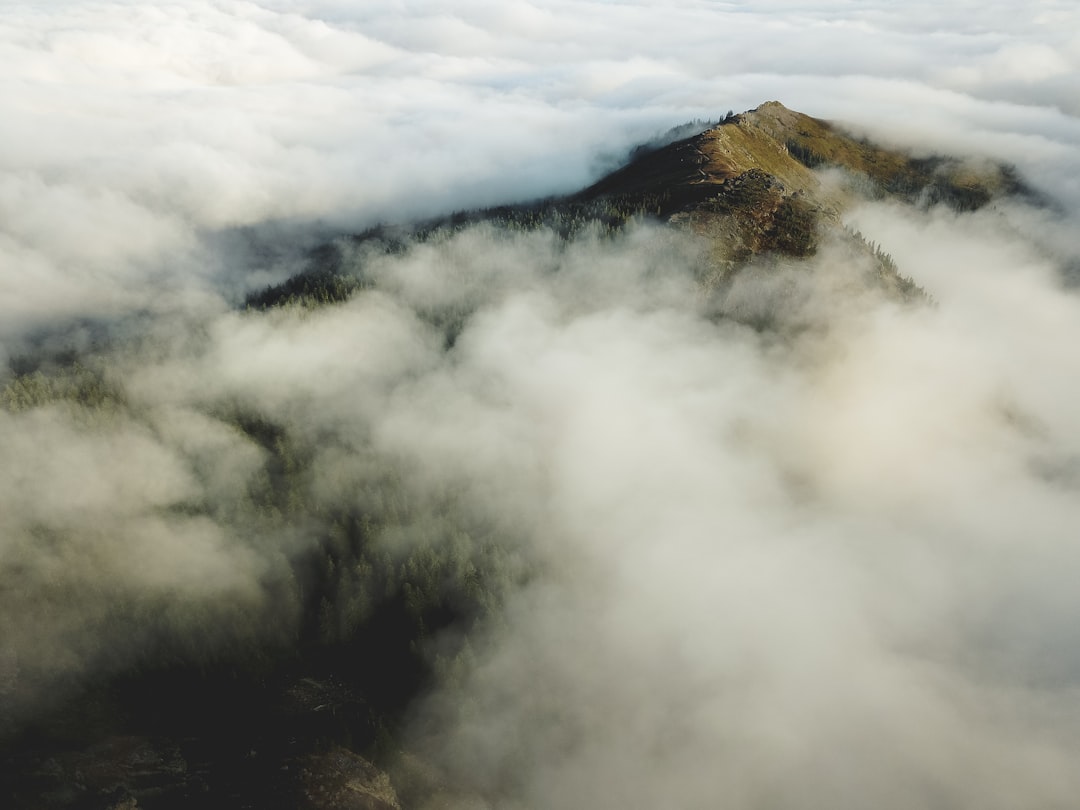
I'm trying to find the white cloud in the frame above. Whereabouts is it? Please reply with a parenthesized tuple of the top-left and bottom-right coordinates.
(3, 1, 1080, 805)
(375, 223, 1080, 809)
(1, 0, 1077, 335)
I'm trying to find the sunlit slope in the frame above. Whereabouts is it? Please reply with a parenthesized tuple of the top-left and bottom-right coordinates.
(250, 103, 1027, 312)
(586, 101, 1018, 211)
(577, 101, 1021, 285)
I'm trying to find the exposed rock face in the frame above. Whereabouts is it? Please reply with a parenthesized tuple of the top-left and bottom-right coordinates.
(299, 748, 402, 810)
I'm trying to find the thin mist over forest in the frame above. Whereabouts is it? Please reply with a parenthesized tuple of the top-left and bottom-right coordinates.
(3, 3, 1080, 809)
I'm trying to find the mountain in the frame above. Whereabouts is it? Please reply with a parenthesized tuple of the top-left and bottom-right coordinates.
(580, 100, 1021, 290)
(251, 101, 1024, 312)
(1, 103, 1031, 810)
(588, 101, 1018, 212)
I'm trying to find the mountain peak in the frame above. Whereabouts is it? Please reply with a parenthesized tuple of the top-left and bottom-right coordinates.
(576, 101, 1021, 288)
(252, 102, 1026, 311)
(582, 102, 819, 204)
(586, 101, 1016, 211)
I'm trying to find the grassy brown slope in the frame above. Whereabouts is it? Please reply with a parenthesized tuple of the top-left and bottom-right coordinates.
(580, 104, 820, 207)
(583, 101, 1015, 218)
(747, 100, 1022, 208)
(580, 101, 1016, 294)
(252, 102, 1022, 313)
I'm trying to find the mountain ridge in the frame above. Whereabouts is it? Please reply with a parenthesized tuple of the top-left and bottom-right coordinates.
(249, 101, 1023, 312)
(0, 101, 1043, 810)
(580, 100, 1021, 284)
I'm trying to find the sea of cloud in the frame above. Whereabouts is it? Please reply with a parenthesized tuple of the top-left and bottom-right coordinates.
(3, 0, 1080, 335)
(3, 1, 1080, 807)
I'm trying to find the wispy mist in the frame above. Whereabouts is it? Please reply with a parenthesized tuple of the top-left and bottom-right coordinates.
(3, 1, 1080, 807)
(380, 219, 1080, 808)
(4, 1, 1080, 333)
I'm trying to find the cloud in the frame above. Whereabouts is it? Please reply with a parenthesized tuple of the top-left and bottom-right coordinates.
(3, 215, 1080, 804)
(3, 1, 1080, 806)
(381, 220, 1080, 809)
(3, 0, 1077, 337)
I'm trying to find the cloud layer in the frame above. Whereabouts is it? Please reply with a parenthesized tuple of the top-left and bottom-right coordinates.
(3, 1, 1080, 335)
(3, 2, 1080, 807)
(386, 218, 1080, 809)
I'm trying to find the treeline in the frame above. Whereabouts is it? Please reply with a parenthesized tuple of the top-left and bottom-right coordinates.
(245, 193, 677, 312)
(845, 226, 930, 302)
(0, 352, 530, 792)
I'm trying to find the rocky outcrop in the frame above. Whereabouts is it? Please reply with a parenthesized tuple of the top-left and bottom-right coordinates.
(299, 748, 402, 810)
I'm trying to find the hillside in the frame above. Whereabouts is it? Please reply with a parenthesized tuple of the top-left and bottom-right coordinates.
(580, 100, 1021, 286)
(251, 102, 1023, 313)
(589, 101, 1018, 209)
(0, 103, 1033, 810)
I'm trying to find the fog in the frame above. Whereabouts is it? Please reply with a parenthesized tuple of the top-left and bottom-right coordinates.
(383, 218, 1080, 808)
(4, 0, 1080, 335)
(3, 1, 1080, 807)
